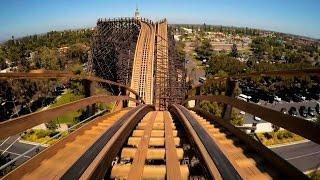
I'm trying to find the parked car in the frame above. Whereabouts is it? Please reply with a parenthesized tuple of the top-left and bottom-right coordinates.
(199, 77, 206, 83)
(308, 107, 316, 117)
(312, 93, 320, 100)
(254, 116, 262, 121)
(249, 96, 259, 103)
(292, 94, 303, 102)
(297, 94, 306, 101)
(299, 106, 308, 117)
(281, 95, 291, 102)
(289, 107, 298, 117)
(316, 103, 320, 114)
(274, 96, 281, 102)
(238, 94, 251, 102)
(280, 108, 287, 115)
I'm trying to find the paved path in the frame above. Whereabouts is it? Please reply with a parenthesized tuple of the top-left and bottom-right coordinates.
(0, 137, 45, 166)
(185, 53, 205, 87)
(271, 141, 320, 172)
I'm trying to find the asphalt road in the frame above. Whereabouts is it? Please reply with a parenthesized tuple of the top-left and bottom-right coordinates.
(271, 141, 320, 172)
(0, 136, 44, 167)
(185, 53, 205, 87)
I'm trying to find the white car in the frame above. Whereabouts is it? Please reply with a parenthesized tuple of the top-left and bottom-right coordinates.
(254, 116, 262, 121)
(240, 111, 246, 115)
(274, 96, 281, 102)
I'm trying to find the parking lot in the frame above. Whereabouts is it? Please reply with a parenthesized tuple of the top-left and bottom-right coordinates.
(243, 99, 319, 125)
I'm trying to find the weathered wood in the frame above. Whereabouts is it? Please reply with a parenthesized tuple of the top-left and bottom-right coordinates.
(164, 111, 183, 180)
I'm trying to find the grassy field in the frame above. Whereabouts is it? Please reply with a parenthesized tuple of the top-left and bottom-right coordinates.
(21, 129, 67, 145)
(49, 89, 84, 124)
(308, 170, 320, 180)
(256, 130, 304, 146)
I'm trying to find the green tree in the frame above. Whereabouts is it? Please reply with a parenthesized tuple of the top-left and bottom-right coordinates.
(230, 110, 244, 126)
(0, 49, 7, 70)
(38, 47, 59, 70)
(195, 39, 214, 61)
(230, 43, 238, 58)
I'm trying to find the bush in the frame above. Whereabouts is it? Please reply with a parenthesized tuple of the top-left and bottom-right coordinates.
(21, 129, 59, 144)
(49, 131, 59, 137)
(263, 132, 273, 139)
(230, 110, 244, 126)
(277, 131, 293, 139)
(35, 130, 50, 138)
(309, 171, 320, 180)
(200, 101, 223, 118)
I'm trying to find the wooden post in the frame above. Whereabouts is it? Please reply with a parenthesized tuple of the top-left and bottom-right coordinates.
(120, 86, 127, 108)
(83, 79, 96, 116)
(222, 78, 238, 121)
(195, 86, 201, 107)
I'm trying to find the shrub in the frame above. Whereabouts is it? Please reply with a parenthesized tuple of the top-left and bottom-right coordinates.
(35, 130, 50, 138)
(276, 131, 293, 140)
(263, 132, 273, 139)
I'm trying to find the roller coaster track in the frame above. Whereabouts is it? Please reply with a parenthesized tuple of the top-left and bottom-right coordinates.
(0, 86, 315, 179)
(154, 20, 169, 110)
(1, 18, 319, 179)
(129, 20, 155, 106)
(1, 94, 310, 179)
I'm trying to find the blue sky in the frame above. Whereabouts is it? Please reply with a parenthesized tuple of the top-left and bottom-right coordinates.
(0, 0, 319, 41)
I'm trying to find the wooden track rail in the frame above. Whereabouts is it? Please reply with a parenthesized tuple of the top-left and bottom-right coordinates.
(3, 105, 153, 180)
(184, 95, 320, 145)
(79, 105, 154, 179)
(171, 104, 308, 179)
(110, 111, 189, 179)
(129, 20, 155, 105)
(170, 104, 234, 179)
(0, 95, 139, 139)
(164, 111, 182, 180)
(154, 21, 169, 110)
(190, 107, 307, 179)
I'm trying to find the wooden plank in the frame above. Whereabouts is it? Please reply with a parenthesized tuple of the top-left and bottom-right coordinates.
(170, 105, 223, 180)
(184, 95, 320, 145)
(3, 108, 131, 180)
(0, 96, 139, 139)
(191, 107, 307, 179)
(79, 105, 154, 180)
(127, 111, 157, 180)
(190, 112, 269, 179)
(164, 111, 182, 180)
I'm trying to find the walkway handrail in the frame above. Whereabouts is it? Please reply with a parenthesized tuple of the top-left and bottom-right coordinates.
(184, 95, 320, 145)
(0, 95, 139, 139)
(0, 71, 145, 103)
